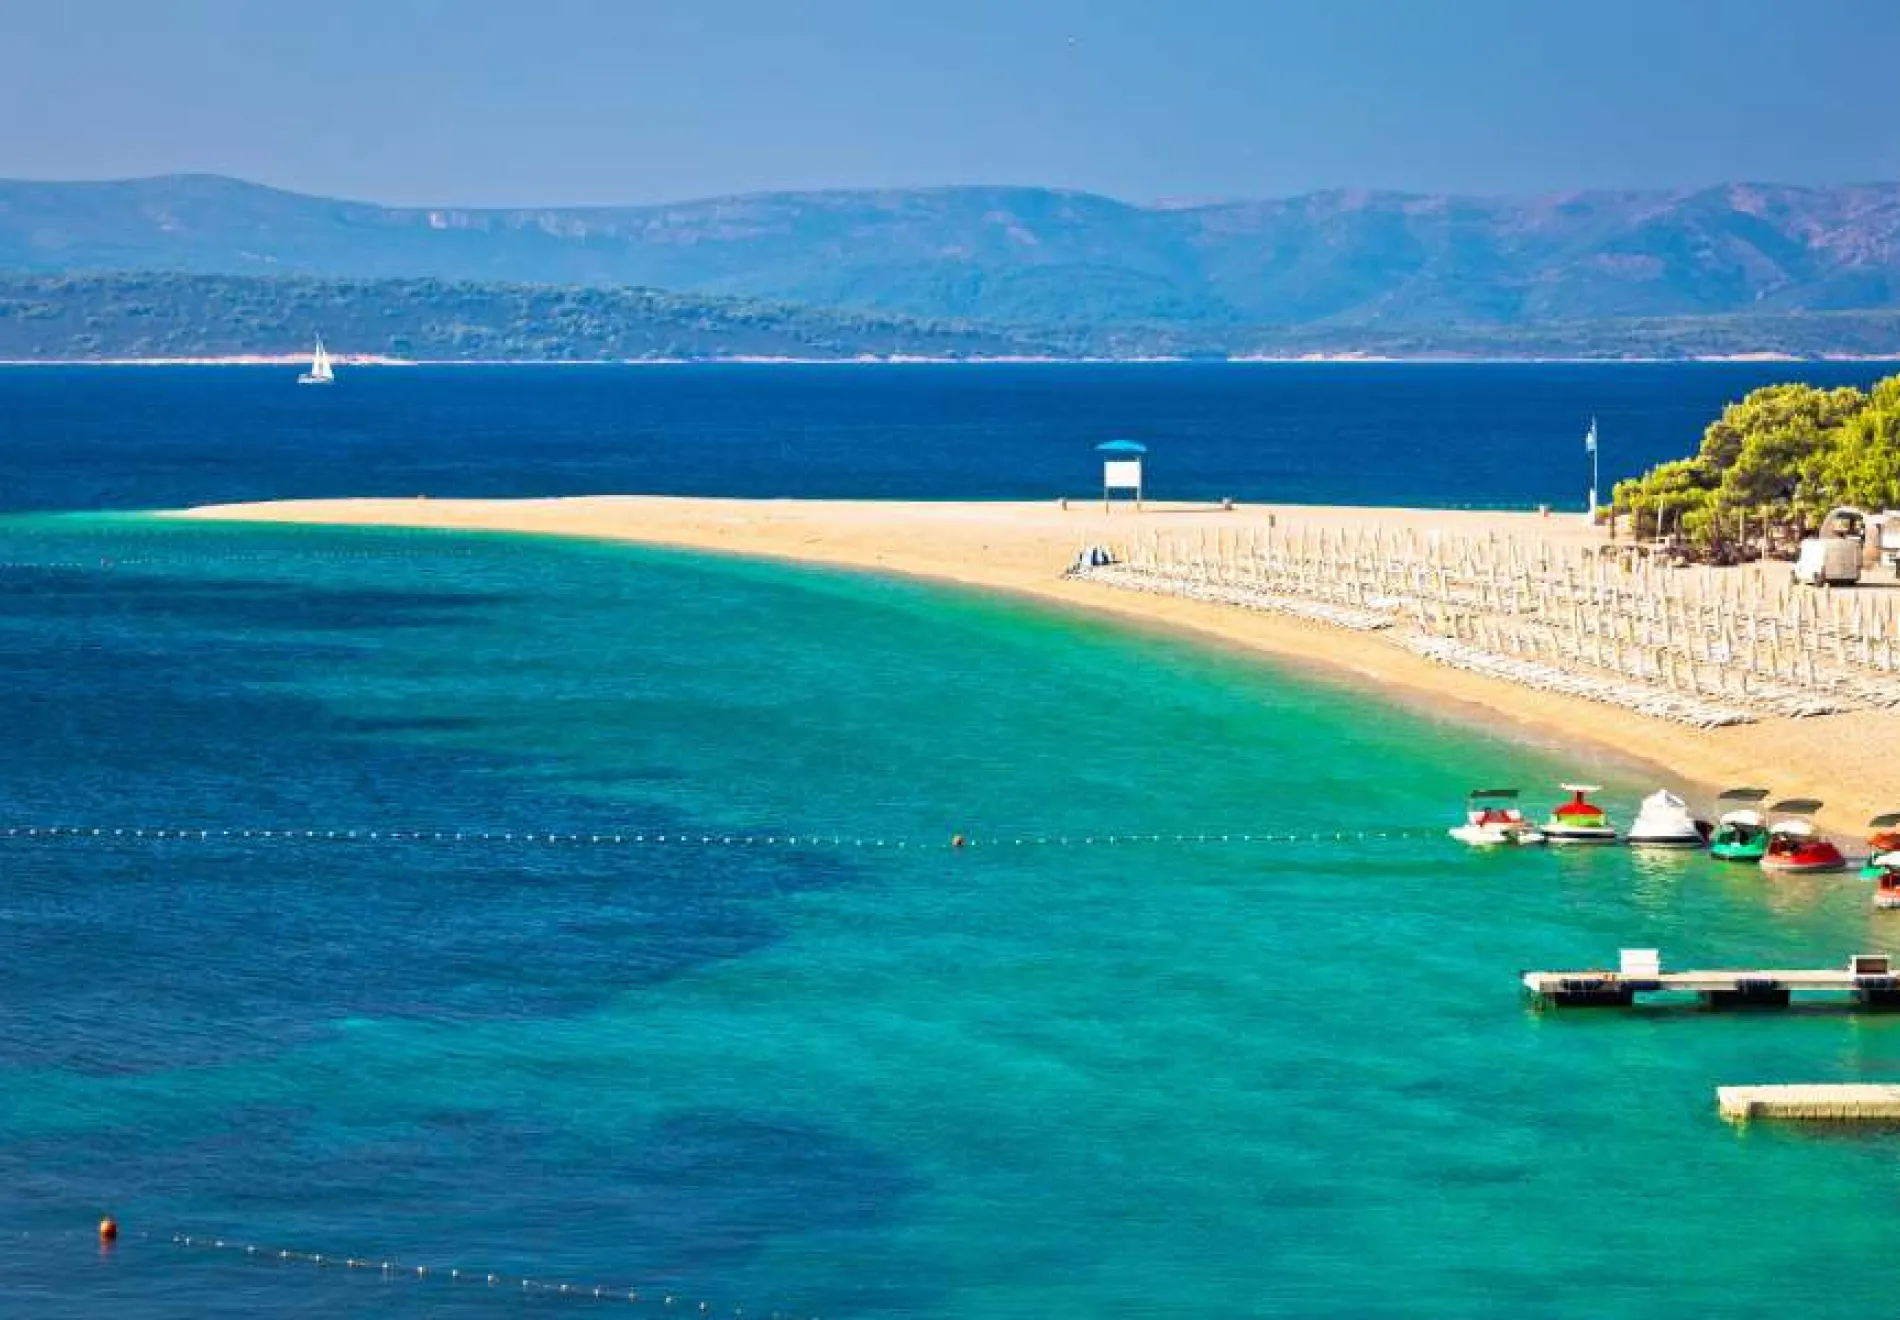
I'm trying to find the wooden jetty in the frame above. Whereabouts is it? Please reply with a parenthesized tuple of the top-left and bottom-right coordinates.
(1521, 950, 1900, 1008)
(1719, 1085, 1900, 1122)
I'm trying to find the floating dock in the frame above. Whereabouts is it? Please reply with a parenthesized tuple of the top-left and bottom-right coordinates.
(1521, 951, 1900, 1008)
(1718, 1085, 1900, 1122)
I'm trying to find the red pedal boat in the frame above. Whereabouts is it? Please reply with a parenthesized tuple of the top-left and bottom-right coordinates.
(1760, 798, 1848, 875)
(1871, 854, 1900, 909)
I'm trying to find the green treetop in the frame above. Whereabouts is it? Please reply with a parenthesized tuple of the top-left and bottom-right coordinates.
(1612, 373, 1900, 558)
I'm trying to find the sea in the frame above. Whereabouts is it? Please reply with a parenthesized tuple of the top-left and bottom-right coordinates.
(1, 362, 1897, 1319)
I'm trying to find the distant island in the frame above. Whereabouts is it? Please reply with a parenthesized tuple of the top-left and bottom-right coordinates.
(5, 272, 1900, 363)
(4, 174, 1900, 360)
(0, 273, 1042, 363)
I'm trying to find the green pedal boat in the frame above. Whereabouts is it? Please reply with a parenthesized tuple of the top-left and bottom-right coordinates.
(1863, 812, 1900, 882)
(1709, 786, 1771, 862)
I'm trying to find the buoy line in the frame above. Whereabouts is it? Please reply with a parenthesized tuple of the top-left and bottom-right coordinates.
(17, 1223, 814, 1317)
(0, 822, 1443, 851)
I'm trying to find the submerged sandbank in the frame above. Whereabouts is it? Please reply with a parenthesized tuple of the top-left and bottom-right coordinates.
(169, 496, 1900, 834)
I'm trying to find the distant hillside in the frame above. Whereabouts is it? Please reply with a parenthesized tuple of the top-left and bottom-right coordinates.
(0, 273, 1045, 361)
(1208, 312, 1900, 361)
(3, 272, 1897, 363)
(5, 174, 1900, 329)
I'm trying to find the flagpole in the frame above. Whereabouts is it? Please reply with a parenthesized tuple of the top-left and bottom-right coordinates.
(1586, 416, 1599, 524)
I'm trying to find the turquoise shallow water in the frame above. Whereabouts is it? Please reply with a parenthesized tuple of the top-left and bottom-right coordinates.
(2, 515, 1898, 1318)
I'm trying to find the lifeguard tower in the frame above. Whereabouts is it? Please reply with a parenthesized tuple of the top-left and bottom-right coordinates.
(1097, 439, 1147, 511)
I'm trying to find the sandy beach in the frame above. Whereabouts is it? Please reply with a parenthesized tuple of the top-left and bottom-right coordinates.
(172, 495, 1899, 836)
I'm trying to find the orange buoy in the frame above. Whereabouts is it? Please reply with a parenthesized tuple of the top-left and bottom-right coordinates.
(98, 1216, 118, 1244)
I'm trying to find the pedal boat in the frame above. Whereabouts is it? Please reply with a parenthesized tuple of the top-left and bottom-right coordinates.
(1449, 788, 1546, 846)
(1541, 783, 1618, 845)
(1863, 813, 1900, 880)
(1624, 789, 1710, 849)
(1708, 787, 1771, 863)
(1870, 853, 1900, 906)
(1759, 799, 1848, 875)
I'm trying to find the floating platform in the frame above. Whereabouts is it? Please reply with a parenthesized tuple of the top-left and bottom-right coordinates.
(1521, 951, 1900, 1009)
(1719, 1085, 1900, 1122)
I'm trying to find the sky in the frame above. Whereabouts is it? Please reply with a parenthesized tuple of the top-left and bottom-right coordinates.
(3, 0, 1898, 207)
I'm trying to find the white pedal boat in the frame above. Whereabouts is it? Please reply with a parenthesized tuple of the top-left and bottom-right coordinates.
(1450, 788, 1547, 847)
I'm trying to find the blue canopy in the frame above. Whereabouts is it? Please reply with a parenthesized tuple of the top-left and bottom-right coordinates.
(1095, 439, 1149, 454)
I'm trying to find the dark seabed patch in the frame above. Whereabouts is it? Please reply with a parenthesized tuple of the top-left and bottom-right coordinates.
(0, 839, 861, 1075)
(326, 714, 484, 735)
(0, 549, 871, 1077)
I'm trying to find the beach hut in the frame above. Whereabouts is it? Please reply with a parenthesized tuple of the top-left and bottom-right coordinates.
(1097, 439, 1148, 511)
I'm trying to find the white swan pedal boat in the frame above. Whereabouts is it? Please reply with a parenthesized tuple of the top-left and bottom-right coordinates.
(1624, 789, 1710, 849)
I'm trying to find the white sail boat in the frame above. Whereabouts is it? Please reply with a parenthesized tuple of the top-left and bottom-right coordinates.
(298, 336, 335, 385)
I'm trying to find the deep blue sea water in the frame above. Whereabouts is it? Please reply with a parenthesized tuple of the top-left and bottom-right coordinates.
(3, 364, 1900, 1318)
(0, 361, 1891, 512)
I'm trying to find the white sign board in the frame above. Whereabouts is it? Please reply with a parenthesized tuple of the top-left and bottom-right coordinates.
(1103, 459, 1143, 489)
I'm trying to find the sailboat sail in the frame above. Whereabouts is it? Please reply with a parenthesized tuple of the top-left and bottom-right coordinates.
(299, 336, 335, 384)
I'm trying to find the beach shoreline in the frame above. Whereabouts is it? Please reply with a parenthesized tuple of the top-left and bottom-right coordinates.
(167, 495, 1898, 836)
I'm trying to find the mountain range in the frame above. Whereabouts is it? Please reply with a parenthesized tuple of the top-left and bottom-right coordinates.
(6, 174, 1900, 335)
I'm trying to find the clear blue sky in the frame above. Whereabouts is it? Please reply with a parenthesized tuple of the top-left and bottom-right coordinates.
(4, 0, 1898, 206)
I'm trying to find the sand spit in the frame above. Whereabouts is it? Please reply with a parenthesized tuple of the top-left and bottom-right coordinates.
(169, 496, 1900, 835)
